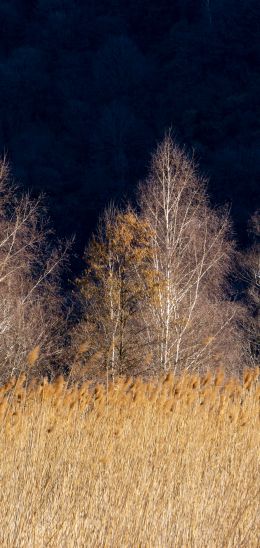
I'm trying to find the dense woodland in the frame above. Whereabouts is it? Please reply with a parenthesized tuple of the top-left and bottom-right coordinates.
(0, 0, 259, 252)
(0, 2, 259, 382)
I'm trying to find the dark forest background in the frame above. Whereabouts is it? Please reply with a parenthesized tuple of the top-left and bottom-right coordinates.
(0, 0, 259, 262)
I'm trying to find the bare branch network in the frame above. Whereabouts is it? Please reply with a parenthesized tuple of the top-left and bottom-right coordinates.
(0, 158, 70, 381)
(75, 136, 247, 381)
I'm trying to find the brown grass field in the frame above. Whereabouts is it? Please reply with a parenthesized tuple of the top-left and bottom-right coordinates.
(0, 368, 259, 547)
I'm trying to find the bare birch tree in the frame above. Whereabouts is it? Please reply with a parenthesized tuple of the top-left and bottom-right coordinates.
(0, 159, 69, 382)
(138, 135, 244, 375)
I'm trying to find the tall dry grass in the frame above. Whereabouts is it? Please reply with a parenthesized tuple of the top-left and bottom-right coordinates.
(0, 368, 259, 547)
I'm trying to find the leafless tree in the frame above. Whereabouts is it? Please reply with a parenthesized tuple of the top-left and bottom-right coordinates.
(138, 135, 244, 375)
(0, 158, 70, 382)
(240, 210, 259, 364)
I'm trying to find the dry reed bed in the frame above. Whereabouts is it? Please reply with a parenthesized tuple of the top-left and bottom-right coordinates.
(0, 368, 259, 547)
